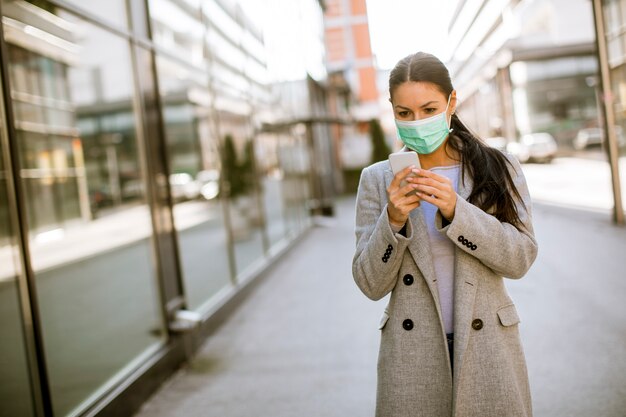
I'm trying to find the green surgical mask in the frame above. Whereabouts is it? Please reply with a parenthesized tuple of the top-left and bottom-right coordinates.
(394, 95, 452, 154)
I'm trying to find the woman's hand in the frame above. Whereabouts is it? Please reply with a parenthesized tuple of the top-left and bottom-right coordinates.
(409, 169, 457, 221)
(386, 166, 422, 227)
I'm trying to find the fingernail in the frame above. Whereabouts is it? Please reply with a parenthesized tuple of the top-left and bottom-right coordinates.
(412, 168, 420, 173)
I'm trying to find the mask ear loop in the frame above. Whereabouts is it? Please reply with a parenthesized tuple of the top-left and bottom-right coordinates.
(446, 94, 454, 133)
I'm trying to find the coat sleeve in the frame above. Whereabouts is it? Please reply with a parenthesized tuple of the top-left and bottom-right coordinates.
(435, 156, 538, 279)
(352, 166, 414, 300)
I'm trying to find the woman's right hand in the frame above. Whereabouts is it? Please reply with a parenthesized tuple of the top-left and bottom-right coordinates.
(387, 165, 421, 227)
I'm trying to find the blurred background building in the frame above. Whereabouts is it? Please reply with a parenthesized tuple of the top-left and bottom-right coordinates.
(445, 0, 624, 222)
(446, 0, 598, 149)
(323, 0, 383, 172)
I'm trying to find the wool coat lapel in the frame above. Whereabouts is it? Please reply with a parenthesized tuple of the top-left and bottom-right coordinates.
(383, 166, 444, 333)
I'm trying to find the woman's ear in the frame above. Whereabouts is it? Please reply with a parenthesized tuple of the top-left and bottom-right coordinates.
(450, 90, 457, 114)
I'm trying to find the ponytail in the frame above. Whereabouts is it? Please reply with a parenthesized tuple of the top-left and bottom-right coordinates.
(447, 114, 525, 228)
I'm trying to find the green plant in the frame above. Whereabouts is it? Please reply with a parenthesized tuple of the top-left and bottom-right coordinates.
(221, 134, 257, 199)
(369, 118, 391, 164)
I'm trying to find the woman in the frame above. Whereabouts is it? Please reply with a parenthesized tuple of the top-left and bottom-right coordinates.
(352, 52, 538, 417)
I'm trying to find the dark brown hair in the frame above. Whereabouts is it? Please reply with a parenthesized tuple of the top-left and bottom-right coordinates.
(389, 52, 525, 227)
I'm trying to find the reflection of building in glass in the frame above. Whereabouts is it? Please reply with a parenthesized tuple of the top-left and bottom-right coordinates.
(446, 0, 598, 149)
(3, 1, 90, 232)
(263, 0, 344, 212)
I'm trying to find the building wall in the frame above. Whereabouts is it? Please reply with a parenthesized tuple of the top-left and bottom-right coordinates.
(323, 0, 378, 110)
(446, 0, 598, 147)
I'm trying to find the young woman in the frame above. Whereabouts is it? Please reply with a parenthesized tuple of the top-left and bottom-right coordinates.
(352, 52, 538, 417)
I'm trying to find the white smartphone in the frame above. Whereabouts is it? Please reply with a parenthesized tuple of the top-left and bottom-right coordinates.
(389, 151, 421, 195)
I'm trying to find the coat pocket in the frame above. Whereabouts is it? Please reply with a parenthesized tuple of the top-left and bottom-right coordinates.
(378, 311, 390, 330)
(497, 304, 520, 327)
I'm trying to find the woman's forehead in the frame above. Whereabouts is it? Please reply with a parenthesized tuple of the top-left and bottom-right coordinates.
(391, 81, 446, 105)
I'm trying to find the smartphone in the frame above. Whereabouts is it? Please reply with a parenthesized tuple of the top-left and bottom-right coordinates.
(389, 151, 421, 194)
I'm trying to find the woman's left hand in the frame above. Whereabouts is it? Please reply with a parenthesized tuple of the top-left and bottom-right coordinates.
(408, 168, 457, 221)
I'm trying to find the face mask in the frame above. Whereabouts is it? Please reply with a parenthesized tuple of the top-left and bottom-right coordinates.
(394, 95, 453, 154)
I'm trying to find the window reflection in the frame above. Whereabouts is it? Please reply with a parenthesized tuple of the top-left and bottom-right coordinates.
(220, 117, 266, 274)
(0, 91, 35, 417)
(156, 55, 232, 310)
(256, 132, 287, 246)
(2, 4, 165, 416)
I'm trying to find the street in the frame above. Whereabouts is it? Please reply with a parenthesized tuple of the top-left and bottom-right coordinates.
(521, 155, 626, 213)
(134, 180, 626, 417)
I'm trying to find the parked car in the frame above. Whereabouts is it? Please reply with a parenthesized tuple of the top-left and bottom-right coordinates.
(483, 136, 507, 152)
(169, 173, 201, 201)
(505, 141, 530, 163)
(573, 127, 603, 150)
(196, 169, 220, 200)
(516, 132, 557, 163)
(573, 126, 626, 150)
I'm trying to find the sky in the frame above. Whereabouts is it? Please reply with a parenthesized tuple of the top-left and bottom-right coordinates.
(365, 0, 452, 70)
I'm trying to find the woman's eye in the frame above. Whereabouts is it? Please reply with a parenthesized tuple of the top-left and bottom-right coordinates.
(398, 111, 409, 117)
(425, 108, 437, 114)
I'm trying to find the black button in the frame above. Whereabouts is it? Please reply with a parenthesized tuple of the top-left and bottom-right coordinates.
(403, 274, 414, 285)
(472, 319, 483, 330)
(458, 235, 464, 242)
(471, 244, 477, 251)
(466, 241, 473, 247)
(462, 238, 469, 245)
(382, 257, 388, 263)
(385, 248, 391, 255)
(387, 244, 393, 251)
(402, 319, 414, 331)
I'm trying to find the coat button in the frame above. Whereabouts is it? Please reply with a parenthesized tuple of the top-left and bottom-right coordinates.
(471, 244, 477, 251)
(403, 274, 414, 285)
(458, 235, 464, 242)
(472, 319, 483, 330)
(402, 319, 414, 331)
(387, 244, 393, 251)
(466, 240, 473, 247)
(381, 256, 388, 263)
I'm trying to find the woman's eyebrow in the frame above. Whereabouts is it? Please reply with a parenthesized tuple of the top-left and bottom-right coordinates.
(394, 104, 411, 110)
(420, 100, 438, 108)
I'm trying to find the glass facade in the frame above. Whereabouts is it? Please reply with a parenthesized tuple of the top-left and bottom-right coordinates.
(0, 0, 316, 415)
(3, 4, 166, 416)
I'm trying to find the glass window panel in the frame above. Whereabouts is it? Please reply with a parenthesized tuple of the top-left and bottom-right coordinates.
(207, 28, 245, 70)
(61, 0, 128, 30)
(204, 0, 242, 44)
(256, 132, 287, 246)
(220, 117, 265, 274)
(149, 0, 206, 67)
(0, 78, 35, 417)
(156, 55, 232, 310)
(2, 5, 166, 416)
(242, 30, 266, 65)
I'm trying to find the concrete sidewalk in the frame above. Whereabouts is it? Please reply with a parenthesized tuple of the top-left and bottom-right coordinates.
(133, 196, 626, 417)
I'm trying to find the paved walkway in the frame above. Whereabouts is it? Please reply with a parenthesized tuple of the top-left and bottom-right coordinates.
(134, 195, 626, 417)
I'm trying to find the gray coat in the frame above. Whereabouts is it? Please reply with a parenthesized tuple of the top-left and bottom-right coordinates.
(352, 155, 538, 417)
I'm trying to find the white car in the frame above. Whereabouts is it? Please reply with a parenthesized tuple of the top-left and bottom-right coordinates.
(483, 136, 507, 152)
(514, 133, 558, 163)
(169, 173, 201, 201)
(505, 141, 530, 163)
(573, 126, 625, 150)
